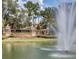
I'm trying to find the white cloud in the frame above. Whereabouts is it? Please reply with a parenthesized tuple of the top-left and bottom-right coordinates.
(17, 0, 26, 9)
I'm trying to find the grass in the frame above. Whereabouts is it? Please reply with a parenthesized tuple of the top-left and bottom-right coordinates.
(2, 32, 57, 46)
(3, 37, 56, 42)
(2, 37, 56, 46)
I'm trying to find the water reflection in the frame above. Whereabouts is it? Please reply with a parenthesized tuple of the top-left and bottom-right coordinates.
(6, 43, 12, 52)
(2, 43, 76, 59)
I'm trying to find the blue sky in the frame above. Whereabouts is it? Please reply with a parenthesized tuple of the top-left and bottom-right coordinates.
(43, 0, 75, 7)
(43, 0, 59, 7)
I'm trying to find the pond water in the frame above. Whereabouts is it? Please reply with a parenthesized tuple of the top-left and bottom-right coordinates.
(2, 43, 76, 59)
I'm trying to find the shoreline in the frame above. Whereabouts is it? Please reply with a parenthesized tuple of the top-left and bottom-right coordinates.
(2, 38, 56, 43)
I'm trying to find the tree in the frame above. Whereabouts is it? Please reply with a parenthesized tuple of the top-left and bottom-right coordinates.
(24, 1, 40, 26)
(2, 0, 25, 29)
(2, 0, 18, 28)
(40, 7, 55, 23)
(40, 7, 56, 34)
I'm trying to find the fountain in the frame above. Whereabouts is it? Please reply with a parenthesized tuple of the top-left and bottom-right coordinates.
(55, 0, 76, 52)
(40, 0, 76, 58)
(49, 0, 76, 58)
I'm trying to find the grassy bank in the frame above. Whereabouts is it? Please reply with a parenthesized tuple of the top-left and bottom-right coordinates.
(2, 37, 57, 46)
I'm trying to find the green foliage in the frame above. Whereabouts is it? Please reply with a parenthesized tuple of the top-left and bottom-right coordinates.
(24, 1, 39, 16)
(3, 0, 18, 28)
(36, 19, 48, 30)
(40, 7, 55, 22)
(2, 0, 56, 30)
(24, 1, 40, 27)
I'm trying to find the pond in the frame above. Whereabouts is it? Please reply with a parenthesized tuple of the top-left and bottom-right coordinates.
(2, 43, 76, 59)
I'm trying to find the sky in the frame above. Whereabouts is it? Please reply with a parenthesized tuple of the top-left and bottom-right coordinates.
(17, 0, 76, 9)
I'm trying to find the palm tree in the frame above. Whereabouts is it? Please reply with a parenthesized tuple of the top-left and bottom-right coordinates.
(40, 7, 56, 34)
(40, 7, 55, 22)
